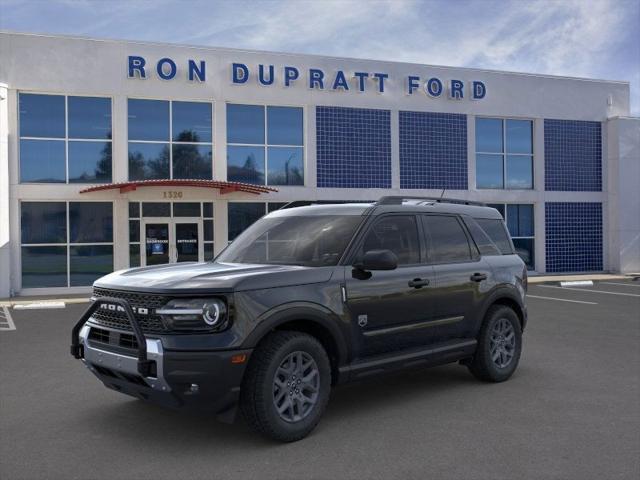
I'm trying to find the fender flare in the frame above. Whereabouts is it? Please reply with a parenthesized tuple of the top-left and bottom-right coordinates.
(476, 285, 526, 331)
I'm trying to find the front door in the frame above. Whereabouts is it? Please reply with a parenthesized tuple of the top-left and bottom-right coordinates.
(142, 218, 203, 265)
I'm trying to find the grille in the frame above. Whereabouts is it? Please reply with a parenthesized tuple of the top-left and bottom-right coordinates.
(90, 287, 168, 333)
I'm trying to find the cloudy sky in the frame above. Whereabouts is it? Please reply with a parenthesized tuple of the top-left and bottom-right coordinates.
(1, 0, 638, 113)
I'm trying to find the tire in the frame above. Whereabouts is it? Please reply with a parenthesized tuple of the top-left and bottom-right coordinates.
(468, 305, 522, 382)
(240, 331, 332, 442)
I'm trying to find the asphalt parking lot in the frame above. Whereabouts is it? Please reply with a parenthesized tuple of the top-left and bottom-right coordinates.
(1, 280, 639, 480)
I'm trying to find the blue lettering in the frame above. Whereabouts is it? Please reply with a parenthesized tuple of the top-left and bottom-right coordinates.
(128, 56, 146, 79)
(473, 81, 486, 99)
(156, 58, 177, 80)
(353, 72, 368, 92)
(373, 73, 388, 93)
(284, 66, 299, 87)
(258, 64, 275, 86)
(332, 70, 349, 91)
(425, 77, 443, 97)
(449, 79, 464, 99)
(188, 60, 205, 82)
(232, 63, 249, 84)
(407, 76, 420, 95)
(309, 69, 325, 89)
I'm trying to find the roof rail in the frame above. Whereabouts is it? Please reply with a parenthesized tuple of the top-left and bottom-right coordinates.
(376, 196, 487, 207)
(280, 200, 375, 209)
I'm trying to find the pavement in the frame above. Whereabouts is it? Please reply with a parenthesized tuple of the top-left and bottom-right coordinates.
(1, 279, 639, 480)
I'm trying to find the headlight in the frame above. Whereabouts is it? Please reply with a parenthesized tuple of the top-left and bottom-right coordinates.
(156, 298, 228, 332)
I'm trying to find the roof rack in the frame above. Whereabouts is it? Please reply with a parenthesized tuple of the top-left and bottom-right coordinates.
(376, 196, 487, 207)
(279, 200, 375, 209)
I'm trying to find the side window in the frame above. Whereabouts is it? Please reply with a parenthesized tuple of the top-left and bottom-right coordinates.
(476, 218, 514, 254)
(361, 215, 420, 265)
(463, 217, 501, 256)
(423, 215, 472, 263)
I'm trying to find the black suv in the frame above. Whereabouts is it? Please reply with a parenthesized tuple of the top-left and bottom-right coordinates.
(71, 196, 527, 442)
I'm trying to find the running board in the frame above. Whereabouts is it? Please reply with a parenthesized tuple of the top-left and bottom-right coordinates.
(338, 339, 477, 382)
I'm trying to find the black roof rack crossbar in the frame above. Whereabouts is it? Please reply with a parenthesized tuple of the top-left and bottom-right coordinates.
(279, 200, 375, 209)
(376, 196, 487, 207)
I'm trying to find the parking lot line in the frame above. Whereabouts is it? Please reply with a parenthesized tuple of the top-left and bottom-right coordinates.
(0, 306, 16, 331)
(600, 282, 640, 288)
(538, 285, 640, 297)
(527, 294, 598, 305)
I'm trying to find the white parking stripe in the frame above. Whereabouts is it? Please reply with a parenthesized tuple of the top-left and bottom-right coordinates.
(600, 282, 640, 288)
(538, 285, 640, 297)
(0, 306, 16, 331)
(527, 295, 598, 305)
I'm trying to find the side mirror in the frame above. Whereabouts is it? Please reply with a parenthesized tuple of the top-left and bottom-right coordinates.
(354, 249, 398, 271)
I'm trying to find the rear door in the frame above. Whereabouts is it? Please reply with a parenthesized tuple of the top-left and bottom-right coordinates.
(421, 214, 491, 340)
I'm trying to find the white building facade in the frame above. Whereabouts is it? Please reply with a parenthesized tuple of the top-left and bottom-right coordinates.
(0, 32, 638, 297)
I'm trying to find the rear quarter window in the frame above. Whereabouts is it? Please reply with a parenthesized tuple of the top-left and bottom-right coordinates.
(475, 218, 514, 254)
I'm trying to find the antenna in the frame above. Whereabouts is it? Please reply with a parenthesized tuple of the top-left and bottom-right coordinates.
(439, 189, 446, 201)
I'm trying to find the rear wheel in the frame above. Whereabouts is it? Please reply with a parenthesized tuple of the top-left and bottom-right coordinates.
(468, 305, 522, 382)
(240, 331, 331, 442)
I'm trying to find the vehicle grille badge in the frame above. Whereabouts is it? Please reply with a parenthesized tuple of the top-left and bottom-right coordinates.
(358, 315, 368, 327)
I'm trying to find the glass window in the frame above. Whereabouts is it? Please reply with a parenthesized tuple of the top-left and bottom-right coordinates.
(487, 203, 505, 219)
(128, 99, 169, 141)
(507, 205, 534, 237)
(129, 202, 140, 218)
(19, 94, 65, 138)
(228, 203, 266, 241)
(142, 202, 171, 217)
(476, 218, 513, 254)
(68, 96, 112, 139)
(267, 147, 304, 185)
(227, 146, 265, 184)
(506, 155, 533, 189)
(172, 101, 212, 143)
(475, 118, 502, 153)
(172, 203, 201, 217)
(227, 104, 265, 144)
(69, 202, 113, 243)
(129, 220, 140, 242)
(172, 144, 212, 179)
(19, 139, 66, 183)
(130, 244, 141, 267)
(506, 120, 532, 154)
(361, 216, 420, 265)
(476, 154, 503, 189)
(68, 141, 112, 183)
(21, 202, 66, 244)
(204, 220, 214, 242)
(513, 238, 535, 269)
(463, 218, 501, 256)
(70, 245, 113, 286)
(423, 215, 472, 263)
(203, 202, 214, 218)
(128, 142, 170, 180)
(267, 106, 303, 145)
(204, 243, 215, 261)
(21, 246, 68, 288)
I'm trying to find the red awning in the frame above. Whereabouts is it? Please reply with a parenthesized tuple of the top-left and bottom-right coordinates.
(79, 179, 278, 195)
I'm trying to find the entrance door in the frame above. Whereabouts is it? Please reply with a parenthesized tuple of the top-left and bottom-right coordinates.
(142, 218, 203, 265)
(174, 219, 202, 263)
(144, 221, 171, 266)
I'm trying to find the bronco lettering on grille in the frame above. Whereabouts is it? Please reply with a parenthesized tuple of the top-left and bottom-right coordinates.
(99, 303, 150, 315)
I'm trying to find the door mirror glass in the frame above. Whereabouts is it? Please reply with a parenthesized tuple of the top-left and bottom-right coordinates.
(355, 249, 398, 271)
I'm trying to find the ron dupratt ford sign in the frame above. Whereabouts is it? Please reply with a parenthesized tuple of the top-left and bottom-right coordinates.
(127, 55, 487, 100)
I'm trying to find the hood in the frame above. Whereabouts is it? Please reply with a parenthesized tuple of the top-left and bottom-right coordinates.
(94, 262, 335, 294)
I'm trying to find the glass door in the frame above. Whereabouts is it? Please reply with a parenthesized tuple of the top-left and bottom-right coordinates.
(142, 218, 203, 265)
(174, 219, 203, 263)
(143, 221, 171, 266)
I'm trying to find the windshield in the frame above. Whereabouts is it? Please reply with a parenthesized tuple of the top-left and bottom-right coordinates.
(217, 215, 363, 266)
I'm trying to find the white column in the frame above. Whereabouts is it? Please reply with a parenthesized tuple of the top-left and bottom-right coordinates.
(0, 83, 10, 297)
(213, 200, 228, 255)
(533, 118, 546, 273)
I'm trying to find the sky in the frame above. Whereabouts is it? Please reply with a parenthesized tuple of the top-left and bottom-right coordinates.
(1, 0, 639, 114)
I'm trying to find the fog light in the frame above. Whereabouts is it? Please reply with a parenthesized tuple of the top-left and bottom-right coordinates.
(189, 383, 199, 394)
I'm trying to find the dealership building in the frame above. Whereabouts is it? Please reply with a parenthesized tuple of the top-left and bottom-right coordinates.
(0, 31, 638, 296)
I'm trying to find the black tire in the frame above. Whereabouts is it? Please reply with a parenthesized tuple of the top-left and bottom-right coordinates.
(468, 305, 522, 382)
(240, 331, 331, 442)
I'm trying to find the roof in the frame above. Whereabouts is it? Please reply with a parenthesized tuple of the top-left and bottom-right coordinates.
(78, 179, 278, 195)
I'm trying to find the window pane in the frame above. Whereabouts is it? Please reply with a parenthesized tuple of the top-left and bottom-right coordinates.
(19, 93, 65, 138)
(475, 118, 503, 153)
(204, 220, 214, 241)
(228, 203, 265, 241)
(129, 220, 140, 242)
(463, 217, 501, 256)
(128, 142, 170, 180)
(507, 204, 534, 237)
(172, 203, 200, 217)
(203, 202, 214, 218)
(204, 243, 215, 261)
(227, 104, 264, 144)
(130, 244, 140, 267)
(506, 119, 532, 154)
(506, 155, 533, 189)
(129, 202, 140, 218)
(423, 216, 472, 262)
(362, 216, 420, 265)
(68, 141, 112, 183)
(513, 238, 535, 269)
(487, 203, 505, 219)
(172, 144, 212, 179)
(69, 202, 113, 243)
(21, 202, 66, 244)
(267, 106, 303, 145)
(68, 96, 112, 139)
(476, 154, 503, 189)
(227, 145, 265, 184)
(20, 139, 65, 183)
(142, 202, 171, 217)
(267, 147, 304, 185)
(128, 99, 169, 141)
(476, 218, 513, 254)
(70, 245, 113, 286)
(172, 101, 212, 143)
(21, 246, 68, 288)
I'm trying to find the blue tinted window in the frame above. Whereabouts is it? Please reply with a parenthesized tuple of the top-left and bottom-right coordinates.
(507, 204, 534, 237)
(21, 246, 68, 288)
(267, 147, 303, 185)
(487, 203, 505, 219)
(204, 220, 214, 241)
(130, 220, 140, 242)
(70, 245, 113, 286)
(228, 203, 265, 241)
(506, 120, 532, 154)
(476, 154, 503, 189)
(20, 139, 66, 183)
(69, 202, 113, 243)
(513, 238, 534, 269)
(128, 142, 170, 180)
(21, 202, 67, 244)
(203, 202, 214, 218)
(19, 93, 65, 138)
(506, 155, 533, 189)
(172, 144, 212, 179)
(267, 106, 303, 145)
(68, 141, 112, 183)
(172, 102, 212, 143)
(128, 99, 169, 141)
(68, 96, 112, 139)
(476, 118, 502, 153)
(130, 244, 141, 267)
(227, 146, 265, 184)
(227, 104, 264, 144)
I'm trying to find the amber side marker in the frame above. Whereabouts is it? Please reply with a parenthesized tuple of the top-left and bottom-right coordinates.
(231, 354, 247, 364)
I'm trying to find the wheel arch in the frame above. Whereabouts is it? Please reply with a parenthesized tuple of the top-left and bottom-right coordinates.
(478, 287, 526, 332)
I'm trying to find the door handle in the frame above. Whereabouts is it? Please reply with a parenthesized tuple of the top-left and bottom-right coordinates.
(408, 278, 430, 288)
(470, 272, 488, 282)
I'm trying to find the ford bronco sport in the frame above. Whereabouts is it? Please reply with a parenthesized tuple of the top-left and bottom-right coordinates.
(71, 196, 527, 442)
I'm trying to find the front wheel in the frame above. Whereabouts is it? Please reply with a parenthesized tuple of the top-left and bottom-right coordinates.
(468, 305, 522, 382)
